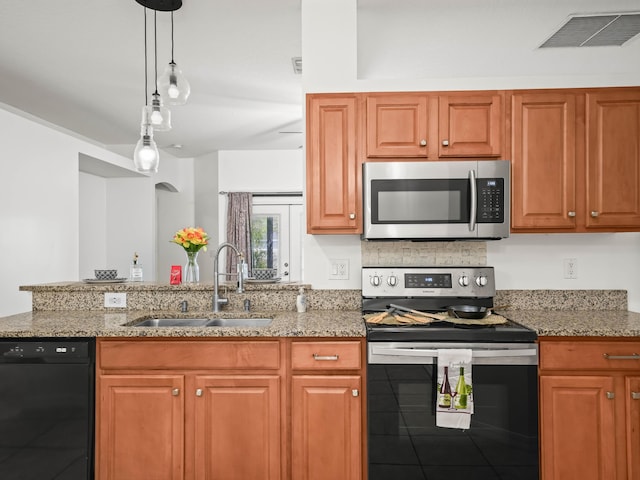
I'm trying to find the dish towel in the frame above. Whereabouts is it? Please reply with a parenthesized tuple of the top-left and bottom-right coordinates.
(436, 349, 473, 430)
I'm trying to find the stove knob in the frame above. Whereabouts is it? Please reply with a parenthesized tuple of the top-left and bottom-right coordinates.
(370, 275, 381, 287)
(475, 275, 488, 287)
(458, 275, 469, 287)
(387, 275, 398, 287)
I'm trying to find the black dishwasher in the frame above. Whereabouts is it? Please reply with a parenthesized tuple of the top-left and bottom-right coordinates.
(0, 338, 95, 480)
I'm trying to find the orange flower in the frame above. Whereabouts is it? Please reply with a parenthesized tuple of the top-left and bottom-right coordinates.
(171, 227, 209, 253)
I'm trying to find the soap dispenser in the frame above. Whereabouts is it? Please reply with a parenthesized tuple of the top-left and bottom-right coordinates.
(296, 287, 307, 313)
(130, 252, 143, 282)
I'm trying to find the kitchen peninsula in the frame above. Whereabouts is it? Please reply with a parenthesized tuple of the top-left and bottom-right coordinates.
(4, 282, 640, 480)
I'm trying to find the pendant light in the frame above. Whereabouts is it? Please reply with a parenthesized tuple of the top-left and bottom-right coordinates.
(158, 11, 191, 105)
(143, 10, 171, 131)
(133, 7, 160, 173)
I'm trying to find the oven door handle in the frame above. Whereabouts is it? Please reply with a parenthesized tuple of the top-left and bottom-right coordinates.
(469, 169, 477, 232)
(370, 346, 538, 360)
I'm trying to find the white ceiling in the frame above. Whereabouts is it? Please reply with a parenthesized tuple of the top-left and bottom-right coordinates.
(0, 0, 639, 160)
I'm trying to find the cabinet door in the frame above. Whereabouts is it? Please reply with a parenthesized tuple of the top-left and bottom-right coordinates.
(306, 95, 360, 234)
(96, 375, 185, 480)
(511, 93, 577, 230)
(193, 375, 281, 480)
(586, 91, 640, 229)
(366, 94, 430, 157)
(540, 375, 616, 480)
(439, 93, 502, 157)
(627, 376, 640, 480)
(291, 375, 362, 480)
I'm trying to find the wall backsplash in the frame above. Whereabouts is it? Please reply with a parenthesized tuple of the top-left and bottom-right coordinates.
(361, 241, 487, 266)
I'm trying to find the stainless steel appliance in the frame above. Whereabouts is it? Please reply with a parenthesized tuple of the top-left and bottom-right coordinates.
(362, 160, 510, 240)
(363, 267, 538, 480)
(0, 338, 95, 479)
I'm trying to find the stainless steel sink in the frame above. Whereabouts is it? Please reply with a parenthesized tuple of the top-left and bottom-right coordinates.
(205, 318, 272, 327)
(132, 318, 211, 327)
(129, 317, 272, 328)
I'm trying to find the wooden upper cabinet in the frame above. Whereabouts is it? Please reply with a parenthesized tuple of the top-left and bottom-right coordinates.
(364, 92, 502, 160)
(586, 91, 640, 229)
(511, 92, 577, 230)
(366, 94, 431, 157)
(306, 94, 361, 234)
(438, 93, 503, 157)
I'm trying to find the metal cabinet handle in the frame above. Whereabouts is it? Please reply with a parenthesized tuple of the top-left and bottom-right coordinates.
(313, 353, 339, 361)
(196, 389, 203, 397)
(420, 139, 427, 146)
(349, 213, 356, 220)
(603, 353, 640, 360)
(442, 139, 449, 146)
(606, 391, 615, 399)
(352, 389, 359, 397)
(632, 392, 640, 400)
(172, 388, 180, 396)
(591, 211, 599, 217)
(568, 211, 576, 217)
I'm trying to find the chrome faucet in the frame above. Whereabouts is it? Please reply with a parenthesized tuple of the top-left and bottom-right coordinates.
(213, 242, 245, 312)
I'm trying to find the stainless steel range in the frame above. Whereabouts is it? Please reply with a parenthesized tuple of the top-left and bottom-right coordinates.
(363, 266, 539, 480)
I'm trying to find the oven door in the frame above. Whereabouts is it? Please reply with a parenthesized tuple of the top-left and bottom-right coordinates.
(367, 342, 538, 480)
(362, 160, 510, 240)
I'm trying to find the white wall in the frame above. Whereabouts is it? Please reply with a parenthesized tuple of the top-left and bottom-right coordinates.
(79, 172, 107, 279)
(0, 105, 190, 316)
(300, 0, 640, 312)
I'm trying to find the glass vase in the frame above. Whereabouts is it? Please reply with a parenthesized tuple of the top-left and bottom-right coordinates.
(184, 250, 200, 284)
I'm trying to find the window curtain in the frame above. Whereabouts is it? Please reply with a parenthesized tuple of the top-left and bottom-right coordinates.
(225, 192, 253, 277)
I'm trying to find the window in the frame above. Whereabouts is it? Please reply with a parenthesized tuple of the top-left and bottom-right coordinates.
(251, 198, 303, 282)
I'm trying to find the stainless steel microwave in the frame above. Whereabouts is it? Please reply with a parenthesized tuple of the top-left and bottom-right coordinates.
(362, 160, 510, 240)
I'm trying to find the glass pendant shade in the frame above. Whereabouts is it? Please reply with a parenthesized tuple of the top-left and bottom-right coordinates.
(133, 124, 160, 173)
(158, 61, 190, 105)
(143, 93, 171, 131)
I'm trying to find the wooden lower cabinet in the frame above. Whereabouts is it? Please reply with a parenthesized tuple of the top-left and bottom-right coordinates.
(96, 337, 366, 480)
(540, 375, 617, 479)
(97, 375, 185, 480)
(193, 375, 281, 479)
(539, 339, 640, 480)
(291, 375, 362, 480)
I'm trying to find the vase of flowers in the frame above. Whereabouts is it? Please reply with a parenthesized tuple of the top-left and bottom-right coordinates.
(171, 227, 209, 284)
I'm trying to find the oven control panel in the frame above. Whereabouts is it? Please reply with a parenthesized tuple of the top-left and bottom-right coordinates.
(362, 266, 495, 297)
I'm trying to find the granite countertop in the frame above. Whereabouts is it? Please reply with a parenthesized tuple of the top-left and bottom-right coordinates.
(504, 309, 640, 338)
(0, 309, 367, 338)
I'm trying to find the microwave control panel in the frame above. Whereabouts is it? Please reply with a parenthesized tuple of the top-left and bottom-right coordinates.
(477, 178, 504, 223)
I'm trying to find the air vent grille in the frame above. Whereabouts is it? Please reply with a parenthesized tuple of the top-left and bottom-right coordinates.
(540, 13, 640, 48)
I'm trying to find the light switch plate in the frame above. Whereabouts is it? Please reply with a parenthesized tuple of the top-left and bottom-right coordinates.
(105, 292, 127, 308)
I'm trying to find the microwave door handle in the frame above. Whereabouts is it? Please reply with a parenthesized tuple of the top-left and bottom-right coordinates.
(469, 169, 477, 231)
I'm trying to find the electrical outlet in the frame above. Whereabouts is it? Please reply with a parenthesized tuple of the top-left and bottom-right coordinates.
(564, 258, 577, 279)
(329, 259, 349, 280)
(104, 292, 127, 308)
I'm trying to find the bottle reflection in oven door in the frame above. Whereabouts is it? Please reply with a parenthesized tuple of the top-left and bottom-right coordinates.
(367, 363, 538, 480)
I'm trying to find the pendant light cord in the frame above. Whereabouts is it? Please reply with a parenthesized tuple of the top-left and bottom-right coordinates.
(153, 10, 159, 95)
(170, 11, 175, 63)
(143, 7, 148, 106)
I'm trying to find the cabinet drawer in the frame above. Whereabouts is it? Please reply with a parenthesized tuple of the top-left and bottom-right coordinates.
(291, 341, 362, 370)
(98, 339, 281, 370)
(540, 340, 640, 371)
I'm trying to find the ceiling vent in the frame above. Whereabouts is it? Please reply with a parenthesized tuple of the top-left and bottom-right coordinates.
(540, 12, 640, 48)
(291, 57, 302, 74)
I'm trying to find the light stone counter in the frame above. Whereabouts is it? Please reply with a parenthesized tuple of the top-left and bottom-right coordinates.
(503, 309, 640, 338)
(0, 309, 366, 338)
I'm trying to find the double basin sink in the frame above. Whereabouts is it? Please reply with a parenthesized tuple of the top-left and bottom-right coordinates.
(128, 317, 273, 328)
